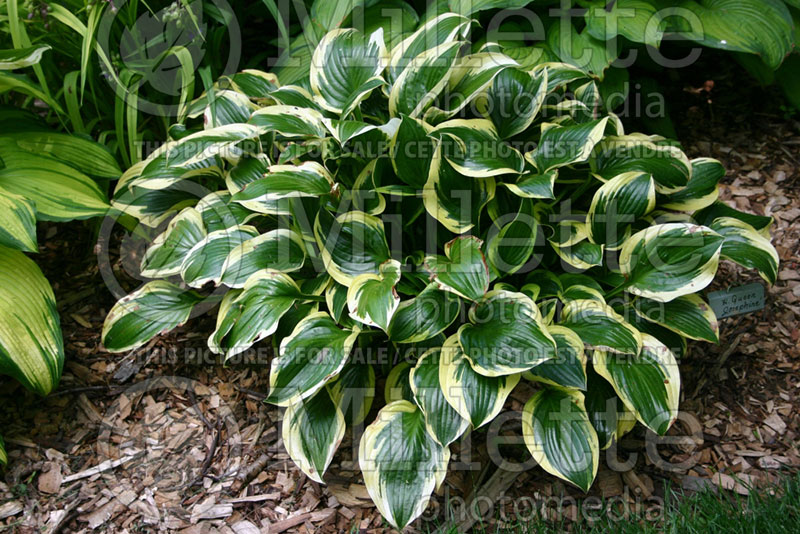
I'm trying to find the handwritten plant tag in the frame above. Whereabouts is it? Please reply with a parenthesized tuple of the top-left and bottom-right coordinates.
(707, 283, 765, 319)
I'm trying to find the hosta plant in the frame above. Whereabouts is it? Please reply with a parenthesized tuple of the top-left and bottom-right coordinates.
(103, 14, 779, 529)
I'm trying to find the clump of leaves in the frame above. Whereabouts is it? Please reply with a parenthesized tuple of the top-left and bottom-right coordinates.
(102, 14, 779, 529)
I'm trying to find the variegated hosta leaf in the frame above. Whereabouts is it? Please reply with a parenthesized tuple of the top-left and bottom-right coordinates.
(0, 246, 63, 396)
(425, 235, 489, 302)
(266, 312, 358, 406)
(528, 118, 608, 173)
(458, 290, 557, 376)
(208, 271, 303, 358)
(140, 208, 207, 278)
(486, 199, 538, 276)
(634, 294, 719, 343)
(584, 367, 622, 450)
(560, 284, 605, 303)
(710, 217, 780, 284)
(204, 90, 256, 128)
(220, 229, 306, 288)
(560, 299, 643, 355)
(584, 0, 665, 48)
(619, 223, 724, 302)
(593, 333, 680, 435)
(387, 283, 461, 343)
(325, 282, 349, 323)
(386, 13, 472, 87)
(590, 135, 692, 194)
(501, 171, 557, 199)
(694, 201, 773, 236)
(0, 434, 5, 465)
(410, 349, 470, 446)
(282, 386, 345, 483)
(522, 388, 599, 492)
(0, 44, 51, 69)
(385, 361, 414, 403)
(327, 361, 375, 426)
(195, 191, 258, 232)
(314, 210, 392, 286)
(390, 114, 435, 189)
(432, 120, 526, 177)
(587, 171, 656, 249)
(232, 161, 334, 203)
(249, 105, 327, 138)
(0, 187, 37, 252)
(660, 158, 723, 212)
(482, 67, 547, 139)
(359, 401, 449, 530)
(102, 281, 202, 353)
(524, 325, 587, 390)
(162, 124, 262, 168)
(546, 21, 616, 79)
(423, 143, 496, 234)
(181, 226, 259, 288)
(310, 28, 388, 115)
(347, 259, 401, 331)
(439, 335, 520, 428)
(389, 40, 462, 118)
(550, 237, 604, 271)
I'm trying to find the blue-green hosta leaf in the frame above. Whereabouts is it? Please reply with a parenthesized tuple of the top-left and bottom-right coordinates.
(560, 299, 643, 355)
(102, 281, 202, 353)
(423, 143, 496, 234)
(314, 210, 391, 286)
(249, 105, 327, 138)
(482, 67, 547, 139)
(0, 246, 63, 395)
(386, 13, 472, 87)
(547, 22, 617, 79)
(458, 290, 557, 376)
(282, 386, 345, 483)
(181, 226, 259, 288)
(162, 124, 262, 168)
(310, 28, 388, 115)
(432, 119, 526, 177)
(220, 229, 307, 288)
(634, 294, 719, 343)
(347, 259, 402, 331)
(0, 187, 37, 252)
(267, 312, 358, 406)
(501, 171, 557, 199)
(710, 217, 780, 284)
(659, 157, 723, 212)
(232, 161, 334, 203)
(674, 0, 793, 69)
(587, 171, 656, 249)
(140, 208, 207, 278)
(524, 325, 587, 390)
(439, 334, 520, 428)
(584, 0, 665, 48)
(359, 401, 449, 530)
(590, 135, 692, 194)
(327, 360, 375, 426)
(0, 45, 51, 69)
(203, 90, 256, 128)
(390, 115, 436, 189)
(693, 201, 773, 237)
(619, 223, 724, 302)
(425, 235, 490, 301)
(593, 333, 680, 435)
(486, 199, 538, 276)
(0, 131, 120, 179)
(388, 283, 461, 343)
(389, 40, 462, 119)
(208, 271, 303, 358)
(528, 118, 609, 173)
(0, 156, 109, 221)
(522, 387, 599, 492)
(410, 349, 470, 446)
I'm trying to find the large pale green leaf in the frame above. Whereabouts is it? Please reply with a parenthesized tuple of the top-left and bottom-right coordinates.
(619, 223, 723, 302)
(458, 290, 556, 376)
(584, 0, 665, 48)
(448, 0, 531, 16)
(439, 334, 520, 428)
(410, 349, 470, 446)
(359, 401, 448, 530)
(0, 131, 120, 179)
(547, 22, 616, 79)
(0, 246, 63, 396)
(425, 236, 489, 302)
(593, 334, 680, 435)
(314, 210, 391, 286)
(710, 217, 780, 284)
(0, 187, 37, 252)
(102, 281, 202, 353)
(282, 386, 345, 483)
(388, 283, 461, 343)
(267, 312, 358, 406)
(522, 388, 599, 492)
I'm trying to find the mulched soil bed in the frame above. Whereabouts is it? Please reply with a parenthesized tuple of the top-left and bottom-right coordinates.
(1, 57, 799, 533)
